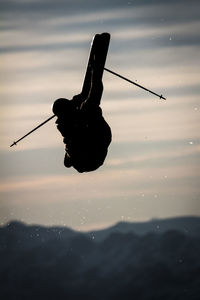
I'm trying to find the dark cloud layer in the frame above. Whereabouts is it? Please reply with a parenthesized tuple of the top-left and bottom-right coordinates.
(1, 0, 200, 55)
(0, 0, 198, 12)
(0, 217, 200, 299)
(1, 0, 200, 23)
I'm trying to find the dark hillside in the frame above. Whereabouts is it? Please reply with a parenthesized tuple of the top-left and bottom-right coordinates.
(0, 217, 200, 299)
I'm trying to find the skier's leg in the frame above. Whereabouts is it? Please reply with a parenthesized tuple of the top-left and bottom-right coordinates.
(85, 33, 110, 106)
(80, 34, 101, 99)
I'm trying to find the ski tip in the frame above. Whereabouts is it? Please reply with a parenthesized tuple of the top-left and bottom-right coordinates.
(101, 32, 110, 36)
(100, 32, 111, 41)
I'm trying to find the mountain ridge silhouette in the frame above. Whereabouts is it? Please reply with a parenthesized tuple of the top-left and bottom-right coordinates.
(1, 216, 200, 299)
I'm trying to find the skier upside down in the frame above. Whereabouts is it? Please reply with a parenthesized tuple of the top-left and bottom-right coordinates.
(10, 33, 166, 157)
(52, 38, 112, 173)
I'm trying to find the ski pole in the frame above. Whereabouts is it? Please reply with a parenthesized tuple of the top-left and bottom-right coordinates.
(10, 68, 166, 147)
(104, 68, 166, 100)
(10, 115, 56, 147)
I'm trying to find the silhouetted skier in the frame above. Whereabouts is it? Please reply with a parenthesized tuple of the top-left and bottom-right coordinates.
(52, 33, 112, 173)
(10, 32, 166, 151)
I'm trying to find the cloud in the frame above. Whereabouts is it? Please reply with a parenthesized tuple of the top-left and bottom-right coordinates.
(0, 30, 89, 49)
(1, 159, 199, 201)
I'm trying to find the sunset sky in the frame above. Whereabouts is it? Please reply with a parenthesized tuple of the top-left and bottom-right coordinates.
(0, 0, 199, 230)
